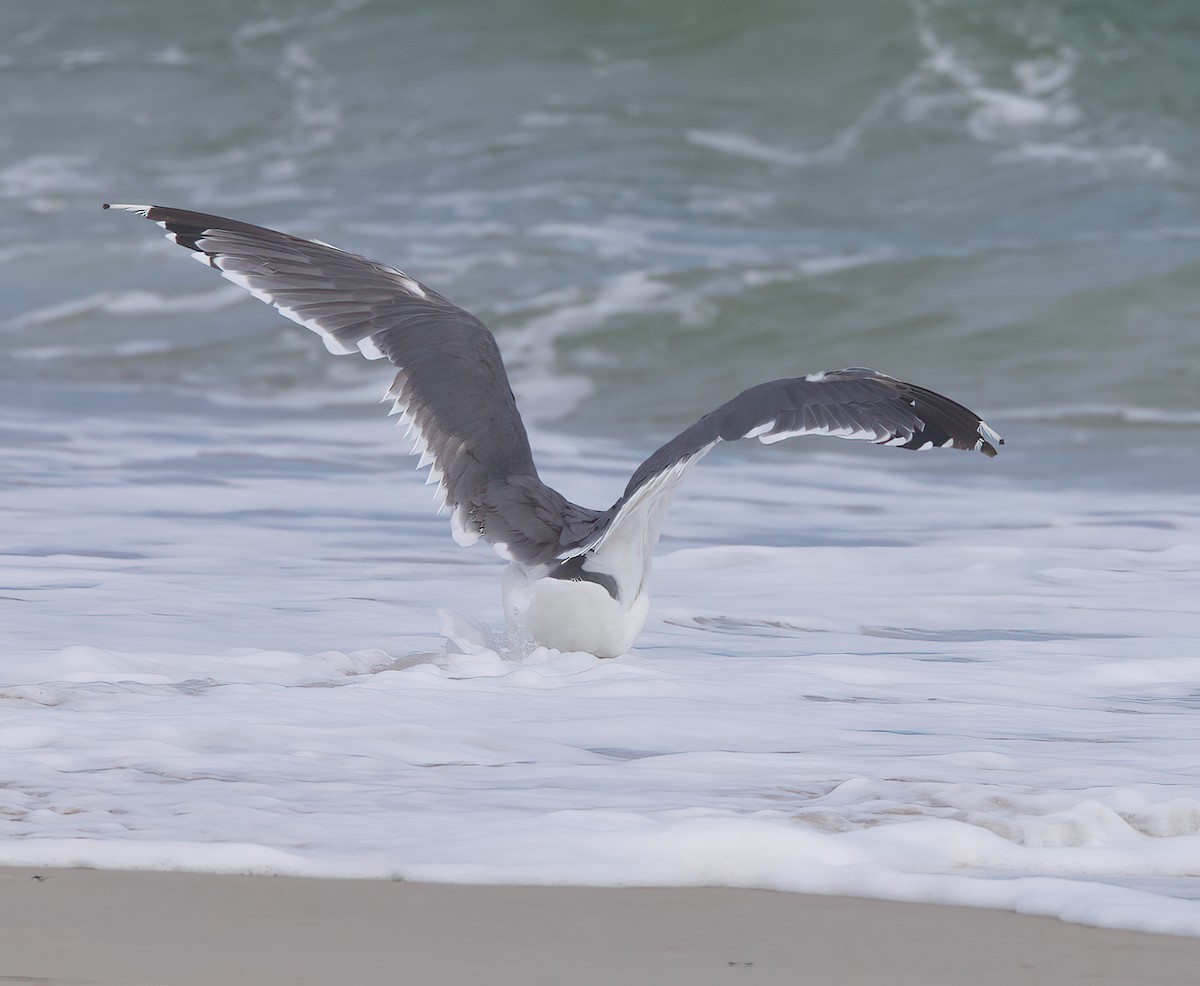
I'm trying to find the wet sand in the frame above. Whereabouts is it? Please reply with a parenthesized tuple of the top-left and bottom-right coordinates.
(2, 866, 1198, 985)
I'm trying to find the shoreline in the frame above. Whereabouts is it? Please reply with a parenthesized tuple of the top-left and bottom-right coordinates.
(3, 867, 1200, 985)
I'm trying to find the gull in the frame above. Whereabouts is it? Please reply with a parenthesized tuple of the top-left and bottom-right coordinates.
(106, 203, 1002, 657)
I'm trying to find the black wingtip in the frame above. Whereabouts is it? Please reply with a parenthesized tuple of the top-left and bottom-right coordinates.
(101, 202, 111, 210)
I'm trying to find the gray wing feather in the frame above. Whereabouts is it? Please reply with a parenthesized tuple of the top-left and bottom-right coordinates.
(105, 203, 597, 564)
(583, 369, 1002, 552)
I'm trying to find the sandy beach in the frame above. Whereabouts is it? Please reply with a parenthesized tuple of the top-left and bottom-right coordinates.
(1, 867, 1197, 986)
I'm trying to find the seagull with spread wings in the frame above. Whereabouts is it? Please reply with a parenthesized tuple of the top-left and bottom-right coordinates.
(106, 203, 1002, 657)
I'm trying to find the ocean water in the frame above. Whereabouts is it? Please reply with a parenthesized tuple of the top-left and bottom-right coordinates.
(3, 0, 1200, 936)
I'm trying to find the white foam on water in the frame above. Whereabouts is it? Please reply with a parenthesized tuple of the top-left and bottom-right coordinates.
(2, 408, 1199, 937)
(497, 269, 717, 422)
(907, 5, 1173, 174)
(0, 153, 105, 211)
(8, 287, 248, 330)
(998, 142, 1173, 172)
(686, 130, 823, 167)
(1000, 404, 1200, 426)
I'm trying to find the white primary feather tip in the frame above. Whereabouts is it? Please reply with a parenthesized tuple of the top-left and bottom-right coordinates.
(102, 203, 151, 217)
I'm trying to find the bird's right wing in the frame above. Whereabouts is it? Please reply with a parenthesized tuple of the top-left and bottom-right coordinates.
(575, 368, 1002, 559)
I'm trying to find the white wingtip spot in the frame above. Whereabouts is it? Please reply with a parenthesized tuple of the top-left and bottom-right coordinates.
(105, 203, 151, 216)
(978, 420, 1004, 448)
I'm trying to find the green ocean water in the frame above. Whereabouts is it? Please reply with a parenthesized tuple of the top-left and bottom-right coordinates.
(3, 0, 1199, 489)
